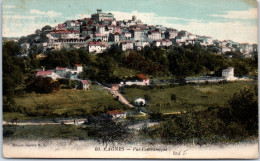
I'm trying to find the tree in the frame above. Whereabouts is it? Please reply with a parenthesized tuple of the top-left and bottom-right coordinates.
(92, 115, 130, 146)
(2, 41, 24, 94)
(171, 94, 176, 103)
(41, 25, 52, 32)
(144, 94, 151, 101)
(27, 77, 60, 93)
(228, 87, 258, 135)
(35, 29, 42, 35)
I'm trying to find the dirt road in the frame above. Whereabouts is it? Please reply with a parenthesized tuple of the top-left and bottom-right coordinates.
(103, 87, 134, 108)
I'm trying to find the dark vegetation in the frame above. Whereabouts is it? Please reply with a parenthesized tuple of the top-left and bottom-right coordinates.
(3, 41, 257, 96)
(2, 37, 258, 144)
(140, 87, 258, 144)
(4, 115, 131, 145)
(3, 86, 258, 144)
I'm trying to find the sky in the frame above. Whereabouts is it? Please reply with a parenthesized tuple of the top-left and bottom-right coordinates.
(2, 0, 259, 44)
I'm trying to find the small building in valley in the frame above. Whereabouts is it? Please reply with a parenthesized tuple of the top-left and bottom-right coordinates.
(77, 80, 89, 90)
(107, 110, 127, 119)
(134, 98, 146, 106)
(222, 67, 237, 80)
(35, 70, 61, 80)
(120, 74, 150, 86)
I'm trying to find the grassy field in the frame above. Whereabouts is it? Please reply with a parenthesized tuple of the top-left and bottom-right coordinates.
(4, 85, 126, 120)
(113, 67, 139, 79)
(3, 124, 91, 140)
(123, 81, 257, 113)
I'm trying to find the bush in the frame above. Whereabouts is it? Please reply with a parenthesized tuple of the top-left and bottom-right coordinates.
(26, 77, 60, 93)
(144, 94, 151, 101)
(228, 87, 258, 135)
(171, 94, 176, 103)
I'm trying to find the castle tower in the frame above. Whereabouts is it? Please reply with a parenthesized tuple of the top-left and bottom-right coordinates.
(97, 9, 102, 14)
(132, 15, 136, 21)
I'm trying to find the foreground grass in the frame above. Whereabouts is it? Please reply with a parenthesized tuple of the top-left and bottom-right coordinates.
(3, 125, 91, 140)
(123, 81, 257, 113)
(4, 85, 126, 120)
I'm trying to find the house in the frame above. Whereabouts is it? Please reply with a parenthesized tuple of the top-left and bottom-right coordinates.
(134, 41, 150, 50)
(35, 70, 61, 80)
(63, 20, 80, 31)
(165, 29, 178, 39)
(148, 30, 161, 40)
(109, 32, 120, 42)
(120, 74, 149, 86)
(74, 64, 83, 73)
(123, 32, 132, 40)
(111, 84, 119, 91)
(78, 80, 89, 90)
(94, 33, 108, 42)
(55, 67, 68, 77)
(240, 43, 253, 54)
(221, 47, 232, 53)
(198, 36, 213, 45)
(120, 41, 134, 51)
(107, 110, 127, 119)
(134, 98, 146, 106)
(155, 39, 172, 47)
(137, 73, 149, 85)
(91, 9, 114, 22)
(88, 42, 107, 53)
(130, 29, 147, 41)
(222, 67, 237, 81)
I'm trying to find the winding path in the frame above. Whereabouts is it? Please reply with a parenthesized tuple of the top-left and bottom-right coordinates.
(103, 86, 134, 108)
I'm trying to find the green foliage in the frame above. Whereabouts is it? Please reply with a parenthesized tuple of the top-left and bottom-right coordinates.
(2, 41, 24, 94)
(26, 77, 60, 93)
(4, 85, 127, 120)
(170, 94, 176, 102)
(140, 86, 258, 144)
(3, 125, 92, 140)
(58, 78, 78, 89)
(89, 115, 130, 144)
(149, 112, 163, 121)
(124, 51, 168, 75)
(143, 94, 151, 101)
(123, 81, 256, 113)
(228, 87, 258, 135)
(3, 96, 17, 112)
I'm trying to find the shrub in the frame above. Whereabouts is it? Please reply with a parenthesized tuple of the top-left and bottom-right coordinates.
(26, 77, 61, 93)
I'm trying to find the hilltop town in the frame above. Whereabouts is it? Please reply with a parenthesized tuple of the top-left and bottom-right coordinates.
(3, 9, 258, 148)
(18, 9, 257, 57)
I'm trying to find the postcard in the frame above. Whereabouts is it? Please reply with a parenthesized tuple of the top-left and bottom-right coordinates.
(2, 0, 258, 159)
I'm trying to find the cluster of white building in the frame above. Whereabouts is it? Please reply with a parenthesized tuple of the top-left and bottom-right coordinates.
(35, 64, 89, 90)
(20, 9, 257, 56)
(185, 67, 252, 84)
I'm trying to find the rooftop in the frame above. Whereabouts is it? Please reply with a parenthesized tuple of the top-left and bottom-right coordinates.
(36, 71, 53, 76)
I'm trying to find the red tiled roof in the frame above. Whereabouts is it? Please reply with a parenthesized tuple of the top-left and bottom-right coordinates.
(150, 30, 160, 33)
(137, 73, 148, 80)
(75, 64, 82, 66)
(81, 80, 88, 84)
(88, 42, 106, 47)
(50, 30, 80, 34)
(107, 110, 124, 115)
(56, 67, 66, 70)
(95, 33, 107, 37)
(120, 41, 132, 44)
(36, 71, 53, 76)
